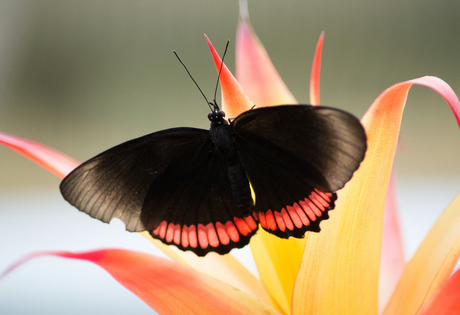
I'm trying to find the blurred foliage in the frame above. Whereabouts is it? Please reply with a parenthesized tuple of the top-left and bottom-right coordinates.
(1, 0, 459, 189)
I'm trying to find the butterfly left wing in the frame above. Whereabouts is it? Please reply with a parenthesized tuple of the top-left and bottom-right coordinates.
(232, 105, 367, 238)
(60, 127, 257, 256)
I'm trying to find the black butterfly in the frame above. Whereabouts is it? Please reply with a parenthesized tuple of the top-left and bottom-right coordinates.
(60, 101, 366, 256)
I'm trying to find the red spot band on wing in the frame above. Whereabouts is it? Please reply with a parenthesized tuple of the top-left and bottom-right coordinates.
(233, 217, 251, 236)
(274, 211, 286, 232)
(166, 223, 175, 243)
(181, 225, 189, 248)
(265, 210, 277, 230)
(197, 224, 209, 249)
(205, 223, 219, 248)
(173, 225, 181, 245)
(300, 199, 318, 221)
(158, 221, 167, 239)
(294, 202, 311, 226)
(226, 221, 240, 242)
(215, 222, 230, 245)
(258, 212, 267, 229)
(188, 225, 198, 248)
(244, 216, 258, 230)
(281, 208, 294, 231)
(287, 204, 303, 228)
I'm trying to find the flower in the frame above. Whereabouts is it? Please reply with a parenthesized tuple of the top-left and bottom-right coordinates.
(2, 4, 460, 315)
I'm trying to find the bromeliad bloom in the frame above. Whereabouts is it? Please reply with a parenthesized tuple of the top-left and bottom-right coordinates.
(2, 4, 460, 315)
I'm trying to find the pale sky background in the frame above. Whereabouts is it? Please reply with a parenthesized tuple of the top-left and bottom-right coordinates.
(1, 1, 459, 314)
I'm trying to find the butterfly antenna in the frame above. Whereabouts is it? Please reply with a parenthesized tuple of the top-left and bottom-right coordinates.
(173, 50, 213, 111)
(213, 40, 230, 107)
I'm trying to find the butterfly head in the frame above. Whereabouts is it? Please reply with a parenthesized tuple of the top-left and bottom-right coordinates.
(208, 106, 227, 126)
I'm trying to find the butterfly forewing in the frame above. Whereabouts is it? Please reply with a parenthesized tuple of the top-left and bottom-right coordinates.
(232, 105, 366, 238)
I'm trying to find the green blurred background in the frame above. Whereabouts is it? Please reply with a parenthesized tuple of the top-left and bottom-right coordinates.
(1, 0, 459, 191)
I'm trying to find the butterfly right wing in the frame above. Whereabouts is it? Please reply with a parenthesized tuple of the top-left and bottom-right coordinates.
(60, 127, 258, 256)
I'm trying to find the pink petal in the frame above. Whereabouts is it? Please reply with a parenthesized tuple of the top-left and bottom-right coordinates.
(0, 132, 79, 179)
(235, 9, 296, 106)
(416, 268, 460, 315)
(2, 249, 279, 315)
(310, 32, 324, 106)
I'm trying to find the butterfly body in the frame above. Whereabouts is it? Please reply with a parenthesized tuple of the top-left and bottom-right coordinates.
(209, 108, 253, 214)
(61, 104, 367, 256)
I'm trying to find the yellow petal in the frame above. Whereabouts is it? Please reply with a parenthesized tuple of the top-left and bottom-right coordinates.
(141, 232, 272, 307)
(292, 76, 460, 315)
(250, 233, 306, 314)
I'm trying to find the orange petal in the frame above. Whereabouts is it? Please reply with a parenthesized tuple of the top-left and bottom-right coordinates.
(2, 249, 279, 315)
(379, 174, 405, 313)
(206, 35, 253, 118)
(309, 32, 324, 106)
(141, 232, 273, 307)
(292, 76, 460, 315)
(383, 193, 460, 315)
(235, 7, 296, 107)
(0, 132, 79, 179)
(416, 268, 460, 315)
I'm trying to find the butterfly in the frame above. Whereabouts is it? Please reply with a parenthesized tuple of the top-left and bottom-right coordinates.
(60, 100, 367, 256)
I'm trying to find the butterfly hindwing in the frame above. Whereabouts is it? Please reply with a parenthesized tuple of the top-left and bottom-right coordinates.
(232, 105, 366, 238)
(60, 127, 257, 256)
(145, 139, 257, 256)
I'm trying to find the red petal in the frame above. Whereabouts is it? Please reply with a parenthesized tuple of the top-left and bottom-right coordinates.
(0, 132, 79, 179)
(206, 35, 253, 118)
(3, 249, 279, 315)
(416, 268, 460, 315)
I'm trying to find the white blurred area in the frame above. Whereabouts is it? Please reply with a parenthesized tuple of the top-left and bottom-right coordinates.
(1, 1, 460, 314)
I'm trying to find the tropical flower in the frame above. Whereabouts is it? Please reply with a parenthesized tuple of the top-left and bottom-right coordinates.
(2, 4, 460, 315)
